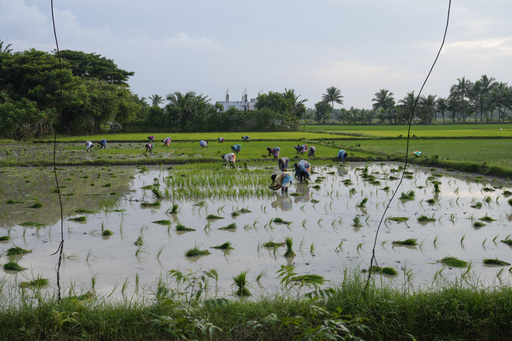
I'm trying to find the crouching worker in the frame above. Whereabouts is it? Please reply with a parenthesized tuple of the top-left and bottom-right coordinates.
(278, 157, 289, 171)
(411, 150, 421, 157)
(218, 137, 224, 143)
(337, 150, 348, 163)
(231, 144, 242, 153)
(242, 135, 250, 142)
(269, 172, 293, 194)
(145, 143, 154, 154)
(294, 144, 308, 154)
(148, 135, 155, 142)
(199, 140, 208, 148)
(99, 139, 107, 149)
(294, 160, 311, 182)
(308, 146, 316, 157)
(162, 137, 171, 146)
(222, 153, 236, 167)
(267, 147, 281, 158)
(85, 141, 94, 152)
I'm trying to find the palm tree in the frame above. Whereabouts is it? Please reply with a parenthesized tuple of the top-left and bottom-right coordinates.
(166, 91, 197, 130)
(449, 77, 472, 122)
(436, 97, 448, 123)
(397, 92, 416, 125)
(419, 95, 437, 125)
(372, 89, 395, 123)
(0, 40, 13, 54)
(283, 88, 307, 120)
(322, 86, 343, 120)
(148, 94, 164, 107)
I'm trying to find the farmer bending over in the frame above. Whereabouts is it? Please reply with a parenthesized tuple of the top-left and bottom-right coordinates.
(294, 160, 311, 181)
(222, 153, 236, 167)
(337, 150, 348, 163)
(270, 172, 293, 194)
(278, 157, 289, 171)
(85, 141, 94, 152)
(148, 135, 155, 142)
(218, 137, 224, 143)
(145, 143, 154, 154)
(231, 144, 242, 153)
(162, 137, 171, 146)
(242, 135, 250, 142)
(99, 139, 107, 149)
(199, 140, 208, 148)
(308, 146, 316, 157)
(267, 147, 281, 158)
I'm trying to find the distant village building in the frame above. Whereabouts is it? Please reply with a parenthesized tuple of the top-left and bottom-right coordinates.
(216, 92, 258, 111)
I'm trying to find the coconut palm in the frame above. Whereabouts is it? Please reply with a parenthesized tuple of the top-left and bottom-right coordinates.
(397, 92, 416, 124)
(0, 40, 13, 54)
(372, 89, 396, 123)
(436, 97, 448, 123)
(283, 88, 307, 119)
(419, 95, 437, 125)
(322, 86, 343, 119)
(148, 94, 164, 107)
(449, 77, 472, 122)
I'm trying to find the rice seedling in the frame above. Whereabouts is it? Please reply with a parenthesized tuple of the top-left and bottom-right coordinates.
(176, 223, 195, 232)
(479, 215, 496, 222)
(272, 217, 291, 225)
(356, 243, 364, 254)
(211, 242, 234, 250)
(194, 201, 206, 207)
(484, 196, 492, 203)
(418, 215, 436, 222)
(483, 258, 510, 266)
(185, 248, 210, 257)
(6, 246, 31, 256)
(503, 190, 512, 197)
(473, 221, 485, 228)
(356, 197, 368, 208)
(388, 217, 409, 222)
(231, 211, 240, 217)
(152, 219, 171, 226)
(134, 236, 143, 246)
(219, 223, 237, 231)
(399, 191, 415, 200)
(206, 214, 224, 220)
(438, 256, 468, 268)
(508, 198, 512, 206)
(263, 241, 285, 248)
(500, 239, 512, 246)
(6, 199, 22, 204)
(156, 245, 164, 260)
(232, 270, 251, 296)
(20, 277, 49, 288)
(28, 202, 43, 208)
(352, 216, 362, 227)
(392, 239, 418, 246)
(239, 208, 251, 213)
(335, 241, 343, 253)
(290, 274, 325, 285)
(367, 266, 398, 276)
(167, 203, 179, 214)
(0, 235, 10, 241)
(140, 202, 160, 207)
(284, 237, 295, 258)
(3, 261, 26, 271)
(75, 208, 97, 214)
(256, 268, 268, 282)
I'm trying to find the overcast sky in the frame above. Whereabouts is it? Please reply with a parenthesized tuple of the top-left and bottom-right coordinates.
(1, 0, 511, 109)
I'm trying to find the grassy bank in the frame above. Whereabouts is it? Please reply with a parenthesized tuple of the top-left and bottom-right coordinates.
(1, 274, 511, 340)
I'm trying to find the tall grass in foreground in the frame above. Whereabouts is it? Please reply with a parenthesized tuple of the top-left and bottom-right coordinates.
(1, 273, 512, 340)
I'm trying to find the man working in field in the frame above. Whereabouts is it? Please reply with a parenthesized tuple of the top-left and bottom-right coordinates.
(231, 144, 242, 153)
(85, 141, 94, 152)
(267, 147, 281, 158)
(222, 153, 236, 167)
(294, 160, 311, 181)
(278, 157, 289, 171)
(270, 172, 293, 194)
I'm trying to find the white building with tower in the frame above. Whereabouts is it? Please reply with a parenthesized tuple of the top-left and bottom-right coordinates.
(216, 90, 258, 111)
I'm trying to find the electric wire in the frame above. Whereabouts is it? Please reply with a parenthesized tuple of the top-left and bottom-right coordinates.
(365, 0, 452, 290)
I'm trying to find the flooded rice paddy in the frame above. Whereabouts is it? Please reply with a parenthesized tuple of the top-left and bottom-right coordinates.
(1, 162, 512, 301)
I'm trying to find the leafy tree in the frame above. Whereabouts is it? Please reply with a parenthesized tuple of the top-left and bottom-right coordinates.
(58, 50, 134, 86)
(0, 95, 50, 140)
(314, 101, 332, 123)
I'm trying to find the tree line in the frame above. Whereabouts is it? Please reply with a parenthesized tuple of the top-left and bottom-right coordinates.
(1, 40, 511, 139)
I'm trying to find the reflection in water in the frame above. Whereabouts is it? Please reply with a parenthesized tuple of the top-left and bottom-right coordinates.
(337, 165, 348, 176)
(294, 183, 311, 204)
(271, 194, 292, 211)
